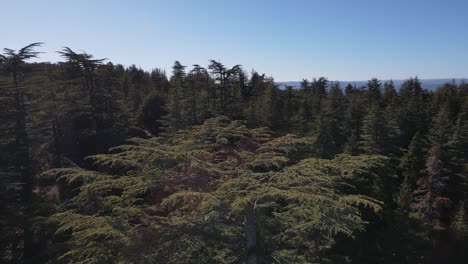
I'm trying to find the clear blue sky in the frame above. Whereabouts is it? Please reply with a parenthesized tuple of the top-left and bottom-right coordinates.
(2, 0, 468, 81)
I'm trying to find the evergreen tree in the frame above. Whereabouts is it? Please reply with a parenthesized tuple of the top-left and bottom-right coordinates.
(280, 85, 303, 133)
(451, 202, 468, 239)
(187, 64, 210, 123)
(208, 60, 242, 117)
(446, 100, 468, 202)
(0, 43, 43, 263)
(139, 68, 169, 136)
(57, 48, 130, 163)
(42, 116, 392, 263)
(2, 42, 468, 263)
(367, 78, 382, 106)
(396, 176, 413, 213)
(382, 80, 401, 155)
(343, 86, 366, 155)
(412, 145, 450, 228)
(311, 82, 346, 158)
(382, 80, 397, 107)
(245, 72, 276, 127)
(359, 103, 387, 155)
(58, 47, 106, 111)
(430, 103, 454, 146)
(398, 77, 429, 147)
(310, 77, 328, 118)
(163, 61, 187, 133)
(140, 92, 167, 135)
(400, 132, 428, 185)
(345, 82, 354, 96)
(432, 82, 459, 119)
(447, 202, 468, 263)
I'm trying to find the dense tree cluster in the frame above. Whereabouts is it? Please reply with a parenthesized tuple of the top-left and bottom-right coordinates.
(1, 44, 467, 263)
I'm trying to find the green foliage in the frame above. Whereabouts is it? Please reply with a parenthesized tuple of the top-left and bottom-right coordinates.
(400, 132, 428, 184)
(411, 145, 450, 228)
(396, 176, 412, 213)
(446, 100, 468, 200)
(219, 154, 389, 262)
(359, 104, 387, 155)
(42, 117, 391, 263)
(451, 203, 468, 240)
(0, 42, 46, 262)
(310, 82, 346, 158)
(449, 202, 468, 263)
(2, 44, 468, 263)
(430, 103, 454, 146)
(52, 212, 128, 264)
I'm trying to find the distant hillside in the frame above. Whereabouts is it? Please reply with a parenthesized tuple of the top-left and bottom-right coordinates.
(278, 78, 467, 91)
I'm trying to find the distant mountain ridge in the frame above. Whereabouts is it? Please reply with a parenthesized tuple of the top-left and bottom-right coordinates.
(278, 78, 467, 91)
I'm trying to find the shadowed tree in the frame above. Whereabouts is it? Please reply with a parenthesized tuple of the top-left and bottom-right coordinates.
(58, 47, 106, 111)
(400, 132, 428, 186)
(208, 60, 242, 115)
(162, 61, 187, 133)
(412, 145, 450, 228)
(0, 42, 43, 263)
(398, 77, 429, 147)
(359, 103, 387, 155)
(367, 78, 382, 106)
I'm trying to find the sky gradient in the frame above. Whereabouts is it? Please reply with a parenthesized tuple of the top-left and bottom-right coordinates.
(2, 0, 468, 81)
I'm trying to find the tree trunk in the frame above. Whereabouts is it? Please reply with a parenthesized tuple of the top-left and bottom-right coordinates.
(12, 71, 35, 263)
(245, 201, 257, 264)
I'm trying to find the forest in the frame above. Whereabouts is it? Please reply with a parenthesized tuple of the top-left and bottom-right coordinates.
(0, 42, 467, 264)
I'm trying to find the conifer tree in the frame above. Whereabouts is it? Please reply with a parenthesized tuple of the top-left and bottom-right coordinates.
(187, 64, 210, 123)
(310, 77, 328, 118)
(396, 176, 413, 213)
(344, 90, 366, 155)
(57, 48, 131, 163)
(382, 80, 397, 107)
(280, 85, 303, 133)
(58, 47, 106, 111)
(432, 82, 459, 119)
(345, 83, 354, 96)
(367, 78, 382, 106)
(400, 132, 428, 185)
(381, 81, 402, 155)
(163, 61, 187, 133)
(42, 116, 391, 263)
(2, 43, 468, 263)
(451, 202, 468, 239)
(398, 77, 429, 147)
(208, 60, 242, 116)
(447, 202, 468, 263)
(245, 75, 277, 128)
(257, 77, 276, 127)
(138, 68, 169, 135)
(412, 145, 450, 228)
(311, 82, 346, 158)
(430, 103, 454, 146)
(360, 103, 387, 155)
(124, 65, 151, 113)
(297, 78, 314, 130)
(245, 72, 275, 127)
(446, 101, 468, 201)
(0, 43, 44, 263)
(140, 92, 167, 135)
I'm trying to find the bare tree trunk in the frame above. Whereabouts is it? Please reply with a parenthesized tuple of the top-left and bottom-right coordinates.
(245, 201, 257, 264)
